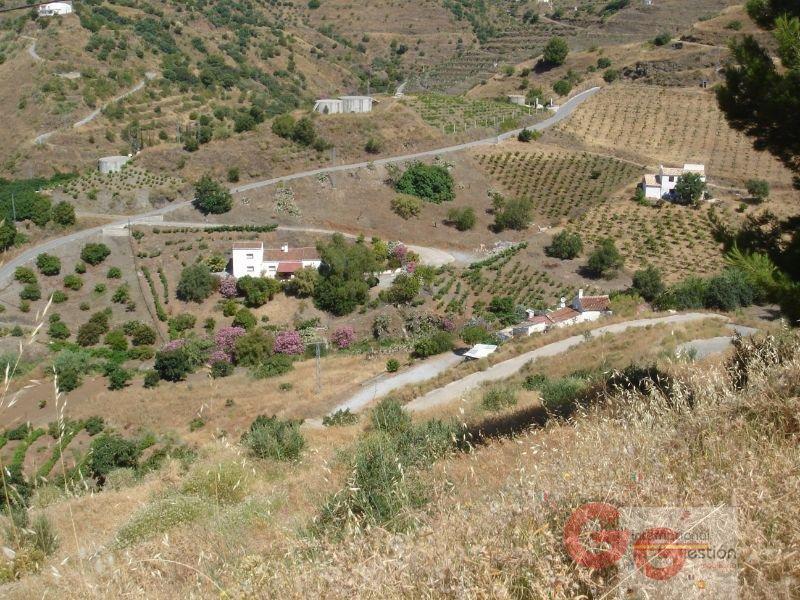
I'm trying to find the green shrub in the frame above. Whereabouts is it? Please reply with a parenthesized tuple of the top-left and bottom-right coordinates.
(84, 415, 104, 436)
(370, 398, 411, 435)
(181, 461, 249, 504)
(250, 354, 293, 378)
(51, 290, 68, 303)
(522, 373, 547, 390)
(539, 377, 586, 417)
(154, 348, 194, 381)
(143, 370, 160, 388)
(106, 267, 122, 279)
(386, 358, 400, 372)
(36, 253, 61, 276)
(63, 274, 83, 290)
(115, 493, 211, 548)
(322, 408, 359, 427)
(481, 386, 518, 411)
(20, 283, 41, 301)
(493, 197, 533, 231)
(413, 330, 454, 358)
(653, 31, 672, 46)
(210, 360, 233, 378)
(632, 265, 665, 301)
(107, 367, 130, 390)
(52, 201, 76, 226)
(587, 238, 624, 279)
(242, 415, 305, 461)
(447, 206, 476, 231)
(14, 267, 37, 284)
(395, 162, 455, 203)
(745, 178, 769, 202)
(391, 195, 423, 219)
(546, 230, 583, 259)
(89, 433, 141, 479)
(81, 243, 111, 265)
(460, 324, 493, 345)
(553, 79, 572, 96)
(192, 174, 232, 215)
(364, 137, 382, 154)
(543, 36, 569, 66)
(176, 264, 215, 302)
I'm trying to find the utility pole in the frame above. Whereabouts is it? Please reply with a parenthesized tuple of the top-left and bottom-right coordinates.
(11, 192, 16, 222)
(314, 341, 323, 395)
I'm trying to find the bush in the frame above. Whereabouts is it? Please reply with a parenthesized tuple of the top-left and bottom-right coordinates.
(331, 326, 356, 349)
(386, 358, 400, 372)
(210, 360, 233, 378)
(234, 329, 274, 366)
(413, 330, 454, 358)
(89, 433, 141, 479)
(274, 330, 304, 355)
(461, 324, 492, 345)
(131, 324, 157, 346)
(657, 277, 708, 310)
(481, 386, 518, 411)
(632, 265, 665, 301)
(745, 179, 769, 202)
(232, 307, 257, 330)
(52, 201, 76, 226)
(391, 195, 423, 219)
(517, 128, 538, 142)
(76, 321, 106, 346)
(236, 275, 280, 307)
(182, 461, 249, 505)
(364, 138, 382, 154)
(74, 262, 86, 274)
(602, 68, 619, 83)
(106, 267, 122, 279)
(323, 408, 359, 427)
(104, 329, 128, 351)
(154, 348, 193, 381)
(704, 269, 755, 311)
(553, 79, 572, 96)
(395, 162, 455, 203)
(63, 274, 83, 290)
(543, 36, 569, 66)
(447, 206, 476, 231)
(107, 367, 130, 390)
(14, 267, 36, 284)
(176, 264, 215, 302)
(48, 320, 70, 340)
(371, 398, 411, 435)
(227, 167, 240, 183)
(115, 494, 211, 548)
(545, 230, 583, 259)
(587, 238, 623, 279)
(36, 253, 61, 276)
(653, 31, 672, 46)
(192, 174, 232, 215)
(20, 283, 41, 301)
(271, 113, 295, 138)
(284, 266, 318, 298)
(597, 56, 612, 68)
(386, 273, 421, 304)
(81, 243, 111, 265)
(143, 370, 160, 388)
(539, 377, 586, 417)
(242, 415, 305, 460)
(493, 197, 532, 231)
(84, 415, 104, 436)
(250, 353, 293, 378)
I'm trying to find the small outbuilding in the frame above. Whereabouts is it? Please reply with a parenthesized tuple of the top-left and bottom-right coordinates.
(314, 95, 373, 114)
(464, 344, 498, 360)
(507, 94, 527, 106)
(38, 1, 73, 16)
(98, 155, 130, 174)
(313, 99, 343, 114)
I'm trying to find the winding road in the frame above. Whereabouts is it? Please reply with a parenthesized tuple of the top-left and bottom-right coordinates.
(3, 86, 600, 285)
(329, 312, 732, 416)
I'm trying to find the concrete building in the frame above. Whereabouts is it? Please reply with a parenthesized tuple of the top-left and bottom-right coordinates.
(231, 242, 321, 279)
(513, 290, 612, 336)
(508, 94, 527, 106)
(313, 99, 343, 114)
(98, 155, 130, 174)
(38, 1, 73, 16)
(643, 163, 706, 199)
(314, 96, 373, 114)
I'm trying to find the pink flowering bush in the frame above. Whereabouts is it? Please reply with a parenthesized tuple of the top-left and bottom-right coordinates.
(214, 326, 246, 354)
(209, 350, 231, 364)
(162, 338, 187, 351)
(331, 326, 356, 349)
(219, 276, 238, 298)
(274, 330, 304, 355)
(392, 243, 408, 262)
(404, 261, 416, 274)
(438, 316, 455, 332)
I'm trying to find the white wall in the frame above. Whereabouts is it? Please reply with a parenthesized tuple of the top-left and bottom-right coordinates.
(232, 246, 264, 278)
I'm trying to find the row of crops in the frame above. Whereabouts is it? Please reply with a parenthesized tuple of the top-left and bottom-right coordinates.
(406, 93, 545, 135)
(475, 150, 643, 223)
(59, 166, 183, 200)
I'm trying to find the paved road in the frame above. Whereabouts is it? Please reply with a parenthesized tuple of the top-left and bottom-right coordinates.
(677, 324, 758, 359)
(389, 313, 731, 413)
(34, 72, 157, 144)
(5, 86, 600, 283)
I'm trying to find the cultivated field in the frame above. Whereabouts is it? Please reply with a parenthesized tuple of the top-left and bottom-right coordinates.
(474, 144, 643, 223)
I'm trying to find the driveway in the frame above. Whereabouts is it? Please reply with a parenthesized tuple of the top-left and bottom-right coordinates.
(677, 324, 758, 359)
(327, 313, 731, 416)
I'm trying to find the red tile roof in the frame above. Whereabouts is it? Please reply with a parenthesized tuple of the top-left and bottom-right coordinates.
(546, 307, 580, 324)
(580, 295, 611, 311)
(263, 247, 319, 261)
(277, 261, 303, 273)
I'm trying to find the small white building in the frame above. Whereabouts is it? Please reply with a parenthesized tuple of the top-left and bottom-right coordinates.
(464, 344, 498, 360)
(508, 94, 527, 106)
(231, 241, 321, 279)
(513, 290, 612, 337)
(643, 163, 706, 199)
(38, 1, 73, 16)
(314, 96, 373, 114)
(98, 155, 130, 174)
(313, 99, 343, 114)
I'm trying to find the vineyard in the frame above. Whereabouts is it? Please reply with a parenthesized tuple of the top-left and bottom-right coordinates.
(576, 201, 731, 280)
(555, 84, 796, 187)
(430, 243, 597, 315)
(475, 148, 642, 223)
(405, 93, 545, 134)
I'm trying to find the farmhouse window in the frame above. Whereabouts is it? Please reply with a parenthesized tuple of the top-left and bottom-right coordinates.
(246, 253, 254, 259)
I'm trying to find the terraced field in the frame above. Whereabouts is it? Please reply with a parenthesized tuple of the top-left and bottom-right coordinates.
(555, 84, 796, 187)
(576, 201, 731, 280)
(405, 93, 545, 134)
(475, 148, 642, 224)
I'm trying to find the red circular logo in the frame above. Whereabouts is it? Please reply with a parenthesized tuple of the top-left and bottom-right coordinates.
(632, 527, 687, 580)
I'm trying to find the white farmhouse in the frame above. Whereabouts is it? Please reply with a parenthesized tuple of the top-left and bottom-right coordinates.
(231, 242, 321, 279)
(314, 95, 373, 114)
(38, 1, 73, 16)
(642, 163, 706, 199)
(512, 290, 612, 336)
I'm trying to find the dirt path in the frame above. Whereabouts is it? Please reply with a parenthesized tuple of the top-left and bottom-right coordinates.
(325, 313, 732, 418)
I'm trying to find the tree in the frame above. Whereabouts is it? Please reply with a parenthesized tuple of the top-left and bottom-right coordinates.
(76, 321, 106, 346)
(48, 320, 70, 340)
(89, 434, 141, 479)
(176, 264, 215, 302)
(36, 253, 61, 276)
(14, 267, 36, 284)
(493, 198, 532, 231)
(587, 238, 624, 279)
(391, 195, 423, 219)
(314, 234, 379, 315)
(193, 174, 232, 215)
(545, 230, 583, 259)
(291, 116, 316, 146)
(236, 275, 280, 307)
(395, 162, 455, 203)
(704, 269, 755, 311)
(234, 329, 274, 366)
(154, 348, 193, 381)
(517, 128, 534, 142)
(0, 219, 16, 251)
(131, 323, 157, 346)
(674, 172, 706, 206)
(232, 307, 257, 330)
(386, 273, 420, 304)
(632, 265, 665, 301)
(447, 206, 476, 231)
(81, 243, 111, 265)
(488, 296, 524, 326)
(745, 179, 770, 202)
(271, 113, 296, 138)
(52, 201, 76, 226)
(285, 266, 318, 297)
(543, 37, 569, 66)
(653, 32, 672, 46)
(412, 331, 454, 358)
(553, 79, 572, 96)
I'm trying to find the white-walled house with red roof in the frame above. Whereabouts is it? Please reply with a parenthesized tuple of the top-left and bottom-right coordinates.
(511, 289, 612, 337)
(231, 241, 321, 279)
